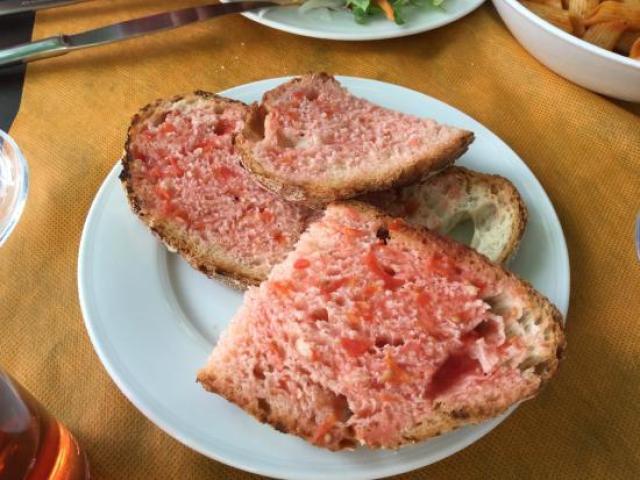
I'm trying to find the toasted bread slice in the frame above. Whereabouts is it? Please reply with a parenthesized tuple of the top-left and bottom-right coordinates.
(120, 92, 315, 288)
(236, 73, 474, 206)
(198, 202, 565, 450)
(365, 167, 528, 264)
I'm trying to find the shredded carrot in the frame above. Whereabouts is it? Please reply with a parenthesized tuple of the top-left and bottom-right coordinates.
(375, 0, 395, 22)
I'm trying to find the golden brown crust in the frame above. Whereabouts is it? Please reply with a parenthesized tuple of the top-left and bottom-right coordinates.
(235, 73, 475, 208)
(260, 72, 334, 106)
(362, 166, 529, 265)
(198, 374, 272, 426)
(447, 167, 528, 264)
(433, 166, 528, 264)
(198, 368, 341, 449)
(119, 93, 258, 290)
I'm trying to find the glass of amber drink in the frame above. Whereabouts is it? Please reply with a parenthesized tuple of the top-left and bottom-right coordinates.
(1, 131, 89, 479)
(0, 369, 90, 480)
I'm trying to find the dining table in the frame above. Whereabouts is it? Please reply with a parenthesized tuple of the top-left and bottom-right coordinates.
(1, 0, 639, 478)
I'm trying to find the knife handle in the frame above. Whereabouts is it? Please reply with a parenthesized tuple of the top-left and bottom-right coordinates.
(0, 1, 90, 16)
(0, 35, 69, 67)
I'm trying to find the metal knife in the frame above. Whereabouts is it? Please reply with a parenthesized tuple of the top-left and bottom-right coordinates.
(0, 0, 90, 16)
(0, 1, 287, 67)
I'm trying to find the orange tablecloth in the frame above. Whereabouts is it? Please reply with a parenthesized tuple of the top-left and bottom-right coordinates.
(1, 1, 640, 478)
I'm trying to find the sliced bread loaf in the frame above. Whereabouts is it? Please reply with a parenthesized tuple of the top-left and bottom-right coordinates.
(366, 166, 527, 264)
(198, 202, 565, 450)
(120, 92, 316, 288)
(236, 73, 474, 206)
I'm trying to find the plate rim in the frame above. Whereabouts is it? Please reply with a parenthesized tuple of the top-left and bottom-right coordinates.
(78, 75, 570, 480)
(222, 0, 485, 41)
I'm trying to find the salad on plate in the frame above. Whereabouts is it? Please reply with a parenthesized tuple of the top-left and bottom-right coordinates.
(299, 0, 446, 24)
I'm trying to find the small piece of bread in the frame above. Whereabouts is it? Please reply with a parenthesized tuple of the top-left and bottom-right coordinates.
(198, 202, 565, 450)
(236, 73, 474, 206)
(120, 92, 316, 288)
(365, 166, 528, 264)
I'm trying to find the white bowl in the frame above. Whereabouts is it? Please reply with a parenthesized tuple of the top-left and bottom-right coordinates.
(492, 0, 640, 102)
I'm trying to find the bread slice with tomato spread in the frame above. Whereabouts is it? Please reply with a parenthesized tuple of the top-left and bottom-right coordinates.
(236, 73, 474, 207)
(120, 92, 316, 288)
(366, 166, 527, 264)
(198, 202, 565, 450)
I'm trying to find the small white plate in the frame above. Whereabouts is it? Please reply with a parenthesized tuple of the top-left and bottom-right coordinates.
(223, 0, 484, 41)
(78, 76, 569, 480)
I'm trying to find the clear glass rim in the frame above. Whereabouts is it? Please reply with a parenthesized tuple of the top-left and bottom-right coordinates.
(0, 129, 29, 246)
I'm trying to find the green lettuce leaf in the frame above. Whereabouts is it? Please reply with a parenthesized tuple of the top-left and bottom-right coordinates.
(344, 0, 445, 24)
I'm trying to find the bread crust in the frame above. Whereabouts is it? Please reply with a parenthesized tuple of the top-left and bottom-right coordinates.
(373, 166, 528, 264)
(119, 92, 258, 290)
(438, 167, 528, 264)
(236, 73, 475, 208)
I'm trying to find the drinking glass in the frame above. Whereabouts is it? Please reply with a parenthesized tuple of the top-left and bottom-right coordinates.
(1, 130, 90, 479)
(0, 370, 90, 479)
(0, 129, 28, 246)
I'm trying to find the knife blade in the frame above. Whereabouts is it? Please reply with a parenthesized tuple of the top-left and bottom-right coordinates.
(0, 1, 283, 67)
(0, 0, 89, 16)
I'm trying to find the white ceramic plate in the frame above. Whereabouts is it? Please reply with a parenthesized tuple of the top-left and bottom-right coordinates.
(222, 0, 484, 41)
(78, 76, 569, 480)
